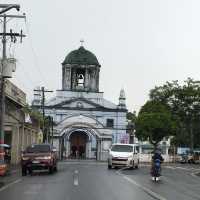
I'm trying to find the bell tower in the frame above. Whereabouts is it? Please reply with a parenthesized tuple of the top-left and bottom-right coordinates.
(62, 45, 100, 92)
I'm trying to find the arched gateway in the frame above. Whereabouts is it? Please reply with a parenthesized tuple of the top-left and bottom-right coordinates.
(57, 114, 112, 160)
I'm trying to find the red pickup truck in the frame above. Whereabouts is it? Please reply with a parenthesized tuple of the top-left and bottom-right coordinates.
(21, 143, 58, 176)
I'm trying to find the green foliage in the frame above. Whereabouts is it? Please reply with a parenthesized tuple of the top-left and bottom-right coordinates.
(127, 111, 137, 123)
(22, 104, 44, 126)
(150, 78, 200, 148)
(135, 101, 174, 148)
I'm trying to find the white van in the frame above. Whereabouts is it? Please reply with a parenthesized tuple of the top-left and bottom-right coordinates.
(108, 143, 139, 169)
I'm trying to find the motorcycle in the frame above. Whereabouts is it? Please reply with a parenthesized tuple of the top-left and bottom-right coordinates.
(151, 158, 161, 182)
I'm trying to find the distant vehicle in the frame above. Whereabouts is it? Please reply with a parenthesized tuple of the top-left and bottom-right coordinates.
(192, 150, 200, 164)
(21, 143, 58, 176)
(108, 143, 139, 169)
(179, 149, 200, 164)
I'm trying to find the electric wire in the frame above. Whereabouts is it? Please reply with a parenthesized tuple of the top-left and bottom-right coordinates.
(24, 17, 47, 86)
(16, 60, 37, 88)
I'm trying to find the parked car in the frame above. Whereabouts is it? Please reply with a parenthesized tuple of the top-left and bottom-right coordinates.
(108, 143, 139, 169)
(179, 150, 200, 164)
(0, 159, 8, 176)
(192, 150, 200, 164)
(187, 150, 200, 164)
(21, 143, 58, 176)
(179, 153, 189, 163)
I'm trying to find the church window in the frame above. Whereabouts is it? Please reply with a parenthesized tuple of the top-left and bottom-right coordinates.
(76, 68, 85, 87)
(106, 119, 114, 128)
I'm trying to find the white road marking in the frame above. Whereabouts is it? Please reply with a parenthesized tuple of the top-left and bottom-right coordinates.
(73, 170, 79, 186)
(0, 179, 22, 192)
(60, 161, 107, 165)
(175, 166, 192, 171)
(23, 184, 43, 195)
(164, 166, 176, 170)
(116, 169, 167, 200)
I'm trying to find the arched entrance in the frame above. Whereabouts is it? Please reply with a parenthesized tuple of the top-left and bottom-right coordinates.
(69, 131, 89, 159)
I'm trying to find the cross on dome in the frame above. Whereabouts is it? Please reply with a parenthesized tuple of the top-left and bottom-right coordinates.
(80, 39, 84, 46)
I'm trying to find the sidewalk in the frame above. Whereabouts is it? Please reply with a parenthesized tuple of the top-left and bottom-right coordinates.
(0, 165, 20, 189)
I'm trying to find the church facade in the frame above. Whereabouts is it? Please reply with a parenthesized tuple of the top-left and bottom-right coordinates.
(32, 45, 128, 160)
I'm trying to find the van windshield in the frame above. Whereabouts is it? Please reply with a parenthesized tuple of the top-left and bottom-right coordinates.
(111, 145, 133, 152)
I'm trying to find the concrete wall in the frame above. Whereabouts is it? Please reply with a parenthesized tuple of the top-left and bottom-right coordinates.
(9, 125, 39, 164)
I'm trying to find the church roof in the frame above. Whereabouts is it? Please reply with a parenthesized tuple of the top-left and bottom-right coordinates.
(62, 46, 100, 66)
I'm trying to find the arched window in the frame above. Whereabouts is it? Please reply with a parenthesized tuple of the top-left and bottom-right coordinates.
(78, 74, 84, 86)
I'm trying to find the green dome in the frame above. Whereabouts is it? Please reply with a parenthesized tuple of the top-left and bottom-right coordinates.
(63, 46, 100, 66)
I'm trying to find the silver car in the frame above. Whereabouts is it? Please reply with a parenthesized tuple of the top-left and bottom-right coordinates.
(108, 143, 139, 169)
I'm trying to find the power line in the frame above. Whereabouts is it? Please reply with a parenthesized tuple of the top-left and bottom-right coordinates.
(24, 18, 47, 85)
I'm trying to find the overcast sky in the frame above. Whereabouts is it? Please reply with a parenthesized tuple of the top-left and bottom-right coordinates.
(1, 0, 200, 112)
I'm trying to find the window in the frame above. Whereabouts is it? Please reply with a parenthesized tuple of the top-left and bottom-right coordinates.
(111, 145, 133, 152)
(106, 119, 114, 128)
(26, 144, 51, 153)
(76, 102, 83, 108)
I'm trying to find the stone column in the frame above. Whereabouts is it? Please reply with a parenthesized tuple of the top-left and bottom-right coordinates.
(96, 68, 100, 92)
(21, 124, 24, 151)
(62, 65, 65, 89)
(66, 140, 70, 158)
(97, 139, 102, 160)
(90, 69, 96, 92)
(72, 69, 77, 90)
(87, 141, 92, 158)
(64, 67, 71, 90)
(84, 68, 89, 90)
(11, 126, 20, 164)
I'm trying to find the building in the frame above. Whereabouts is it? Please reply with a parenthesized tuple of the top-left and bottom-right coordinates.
(32, 45, 128, 160)
(3, 79, 40, 164)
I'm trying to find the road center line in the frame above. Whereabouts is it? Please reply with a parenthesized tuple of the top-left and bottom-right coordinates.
(116, 169, 166, 200)
(0, 179, 22, 192)
(73, 170, 79, 186)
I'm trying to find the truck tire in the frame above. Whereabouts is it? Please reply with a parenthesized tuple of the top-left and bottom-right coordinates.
(22, 167, 27, 176)
(49, 166, 53, 174)
(108, 164, 112, 169)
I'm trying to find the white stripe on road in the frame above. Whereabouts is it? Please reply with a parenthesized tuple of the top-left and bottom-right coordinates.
(116, 169, 166, 200)
(0, 179, 22, 192)
(73, 170, 79, 186)
(61, 161, 107, 165)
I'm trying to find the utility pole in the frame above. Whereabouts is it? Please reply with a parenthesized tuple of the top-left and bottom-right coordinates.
(0, 5, 26, 162)
(34, 87, 53, 143)
(51, 116, 54, 145)
(0, 4, 20, 15)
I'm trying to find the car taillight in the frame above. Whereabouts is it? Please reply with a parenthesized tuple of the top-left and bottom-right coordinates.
(0, 164, 6, 168)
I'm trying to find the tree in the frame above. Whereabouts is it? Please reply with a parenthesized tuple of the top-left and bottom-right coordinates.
(127, 111, 137, 123)
(150, 78, 200, 149)
(127, 111, 137, 143)
(22, 104, 44, 126)
(135, 101, 174, 151)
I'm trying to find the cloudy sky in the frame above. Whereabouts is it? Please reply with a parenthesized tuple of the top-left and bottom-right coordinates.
(1, 0, 200, 112)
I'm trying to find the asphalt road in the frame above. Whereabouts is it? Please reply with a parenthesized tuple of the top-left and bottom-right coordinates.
(0, 161, 200, 200)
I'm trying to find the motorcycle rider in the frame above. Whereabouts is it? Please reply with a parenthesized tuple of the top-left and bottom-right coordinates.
(151, 149, 164, 179)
